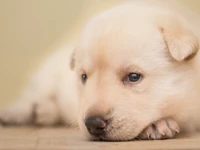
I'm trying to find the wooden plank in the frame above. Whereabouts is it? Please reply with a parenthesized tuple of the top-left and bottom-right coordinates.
(0, 127, 200, 150)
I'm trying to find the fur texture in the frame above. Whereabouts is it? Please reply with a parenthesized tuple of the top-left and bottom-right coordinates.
(1, 0, 200, 141)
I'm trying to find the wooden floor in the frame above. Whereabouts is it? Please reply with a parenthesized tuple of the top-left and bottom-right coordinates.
(0, 126, 200, 150)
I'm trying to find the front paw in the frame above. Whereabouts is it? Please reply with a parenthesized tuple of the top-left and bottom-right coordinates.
(0, 103, 34, 125)
(138, 118, 180, 140)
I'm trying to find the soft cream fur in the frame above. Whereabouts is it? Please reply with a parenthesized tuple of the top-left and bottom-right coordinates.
(1, 0, 200, 141)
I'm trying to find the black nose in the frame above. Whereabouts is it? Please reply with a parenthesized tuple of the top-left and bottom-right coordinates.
(84, 116, 107, 136)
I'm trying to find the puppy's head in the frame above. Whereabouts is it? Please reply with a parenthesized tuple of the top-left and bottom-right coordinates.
(71, 5, 199, 141)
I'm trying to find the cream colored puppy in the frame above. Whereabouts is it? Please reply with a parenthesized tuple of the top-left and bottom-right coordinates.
(1, 1, 200, 141)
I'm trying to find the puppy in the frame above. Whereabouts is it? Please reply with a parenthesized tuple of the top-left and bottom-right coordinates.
(1, 0, 200, 141)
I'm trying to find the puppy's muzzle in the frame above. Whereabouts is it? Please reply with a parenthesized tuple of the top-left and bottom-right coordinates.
(84, 116, 107, 136)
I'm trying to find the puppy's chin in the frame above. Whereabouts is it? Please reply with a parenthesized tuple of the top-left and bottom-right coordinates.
(79, 117, 147, 141)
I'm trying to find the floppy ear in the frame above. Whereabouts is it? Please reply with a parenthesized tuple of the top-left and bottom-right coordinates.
(70, 49, 76, 70)
(158, 15, 199, 61)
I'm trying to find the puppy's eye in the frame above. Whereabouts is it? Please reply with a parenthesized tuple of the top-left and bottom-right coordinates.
(81, 74, 87, 84)
(127, 73, 141, 82)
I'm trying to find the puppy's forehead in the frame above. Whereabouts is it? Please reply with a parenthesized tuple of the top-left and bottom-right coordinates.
(77, 14, 168, 71)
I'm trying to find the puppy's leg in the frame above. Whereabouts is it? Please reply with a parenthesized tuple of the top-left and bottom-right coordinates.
(138, 118, 180, 140)
(0, 47, 76, 126)
(0, 90, 36, 125)
(0, 86, 61, 126)
(0, 71, 61, 126)
(34, 98, 61, 126)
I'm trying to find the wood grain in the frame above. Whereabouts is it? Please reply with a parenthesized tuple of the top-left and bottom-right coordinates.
(0, 127, 199, 150)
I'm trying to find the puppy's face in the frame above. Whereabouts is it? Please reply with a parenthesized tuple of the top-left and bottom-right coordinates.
(73, 6, 199, 141)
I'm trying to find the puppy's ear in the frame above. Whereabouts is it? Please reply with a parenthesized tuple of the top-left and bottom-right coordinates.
(70, 49, 76, 70)
(158, 15, 199, 61)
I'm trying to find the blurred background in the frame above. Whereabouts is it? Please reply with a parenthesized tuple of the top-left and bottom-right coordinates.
(1, 0, 200, 106)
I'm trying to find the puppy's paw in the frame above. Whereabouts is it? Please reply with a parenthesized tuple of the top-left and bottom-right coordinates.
(138, 118, 180, 140)
(34, 100, 60, 126)
(0, 102, 34, 125)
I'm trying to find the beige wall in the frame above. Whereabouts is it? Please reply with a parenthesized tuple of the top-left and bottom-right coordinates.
(1, 0, 200, 106)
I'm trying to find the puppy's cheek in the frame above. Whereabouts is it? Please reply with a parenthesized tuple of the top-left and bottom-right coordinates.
(109, 108, 162, 140)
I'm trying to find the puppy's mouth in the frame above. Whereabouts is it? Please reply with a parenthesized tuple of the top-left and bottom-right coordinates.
(84, 116, 158, 141)
(88, 125, 146, 141)
(85, 118, 141, 141)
